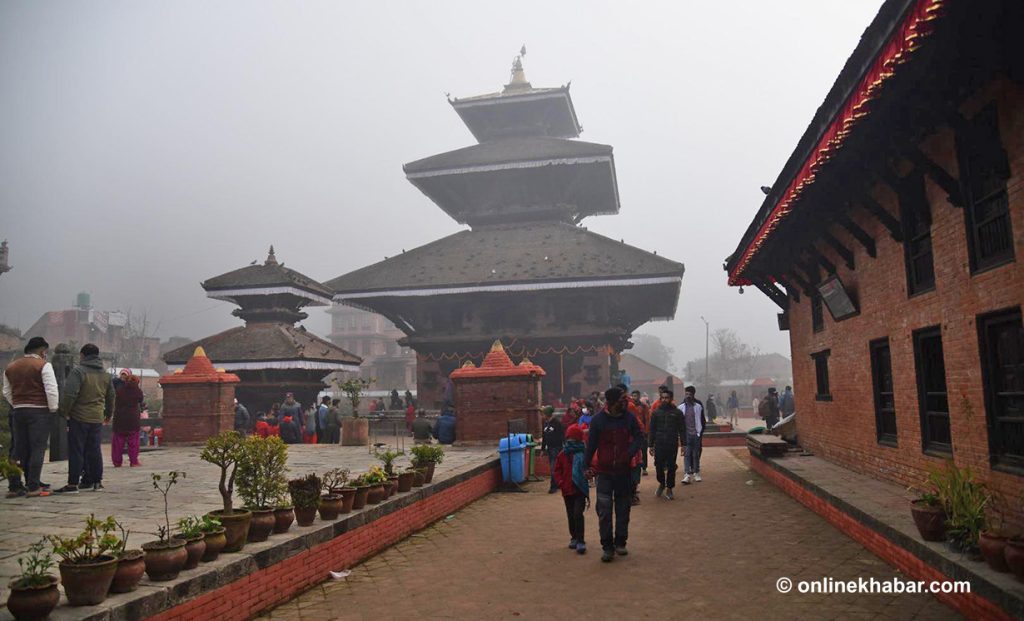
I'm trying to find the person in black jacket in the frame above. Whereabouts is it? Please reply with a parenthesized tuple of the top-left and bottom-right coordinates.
(647, 390, 686, 500)
(541, 406, 564, 493)
(279, 415, 302, 444)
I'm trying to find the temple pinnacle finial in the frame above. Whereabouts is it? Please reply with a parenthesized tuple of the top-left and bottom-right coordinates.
(194, 346, 207, 358)
(490, 339, 505, 352)
(504, 45, 531, 92)
(266, 245, 278, 265)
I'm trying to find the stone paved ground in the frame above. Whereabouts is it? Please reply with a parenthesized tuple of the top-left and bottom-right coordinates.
(0, 435, 493, 586)
(257, 448, 960, 621)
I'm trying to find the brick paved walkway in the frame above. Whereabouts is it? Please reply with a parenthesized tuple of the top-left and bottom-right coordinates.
(0, 436, 493, 587)
(257, 448, 960, 621)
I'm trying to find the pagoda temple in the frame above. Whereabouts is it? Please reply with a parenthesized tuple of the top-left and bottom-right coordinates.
(165, 247, 361, 413)
(327, 55, 684, 407)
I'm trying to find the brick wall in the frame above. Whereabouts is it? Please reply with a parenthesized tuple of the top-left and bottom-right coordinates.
(146, 463, 501, 621)
(787, 80, 1024, 526)
(455, 377, 542, 441)
(161, 383, 235, 443)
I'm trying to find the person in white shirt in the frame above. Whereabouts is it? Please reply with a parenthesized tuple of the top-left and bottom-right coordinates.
(2, 337, 60, 497)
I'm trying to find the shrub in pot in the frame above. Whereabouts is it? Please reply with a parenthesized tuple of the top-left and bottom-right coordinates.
(109, 521, 145, 594)
(200, 431, 251, 552)
(939, 462, 989, 560)
(410, 445, 444, 483)
(48, 514, 122, 606)
(351, 474, 370, 510)
(6, 539, 59, 621)
(362, 467, 389, 504)
(397, 470, 415, 493)
(142, 471, 189, 581)
(236, 435, 289, 542)
(319, 468, 349, 520)
(198, 515, 227, 562)
(408, 466, 425, 488)
(289, 473, 321, 526)
(376, 449, 404, 477)
(909, 489, 947, 542)
(175, 516, 208, 571)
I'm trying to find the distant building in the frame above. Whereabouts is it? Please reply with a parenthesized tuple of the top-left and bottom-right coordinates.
(0, 241, 10, 276)
(22, 293, 161, 368)
(617, 353, 684, 398)
(327, 304, 415, 392)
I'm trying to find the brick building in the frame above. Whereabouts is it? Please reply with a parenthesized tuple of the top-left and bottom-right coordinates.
(327, 304, 416, 392)
(726, 0, 1024, 525)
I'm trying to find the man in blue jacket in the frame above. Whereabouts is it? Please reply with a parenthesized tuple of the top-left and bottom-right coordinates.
(584, 386, 644, 562)
(433, 408, 456, 444)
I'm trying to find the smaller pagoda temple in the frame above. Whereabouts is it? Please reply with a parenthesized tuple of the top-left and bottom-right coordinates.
(450, 341, 545, 442)
(164, 247, 361, 413)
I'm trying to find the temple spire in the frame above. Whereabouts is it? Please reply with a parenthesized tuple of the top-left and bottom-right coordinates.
(503, 45, 531, 92)
(265, 245, 278, 266)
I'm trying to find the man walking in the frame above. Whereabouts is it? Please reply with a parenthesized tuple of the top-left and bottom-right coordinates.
(630, 390, 650, 477)
(763, 387, 781, 432)
(647, 389, 685, 499)
(234, 399, 250, 436)
(681, 386, 707, 484)
(2, 337, 59, 497)
(55, 344, 114, 493)
(727, 391, 739, 427)
(317, 396, 331, 443)
(584, 386, 644, 562)
(541, 406, 564, 493)
(780, 386, 796, 418)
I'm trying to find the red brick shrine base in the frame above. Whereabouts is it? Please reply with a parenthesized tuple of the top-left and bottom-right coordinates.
(451, 341, 545, 443)
(38, 459, 501, 621)
(748, 447, 1024, 621)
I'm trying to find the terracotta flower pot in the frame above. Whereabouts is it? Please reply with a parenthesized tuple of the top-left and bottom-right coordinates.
(910, 500, 946, 542)
(397, 471, 414, 493)
(142, 539, 188, 582)
(352, 486, 370, 510)
(978, 531, 1010, 573)
(387, 476, 399, 497)
(247, 508, 276, 542)
(424, 462, 436, 484)
(410, 469, 425, 488)
(6, 575, 60, 621)
(319, 495, 343, 520)
(273, 507, 295, 534)
(338, 487, 357, 514)
(178, 536, 206, 570)
(208, 509, 252, 553)
(1005, 539, 1024, 582)
(109, 549, 146, 593)
(294, 505, 318, 526)
(201, 528, 227, 562)
(366, 484, 386, 505)
(59, 556, 118, 606)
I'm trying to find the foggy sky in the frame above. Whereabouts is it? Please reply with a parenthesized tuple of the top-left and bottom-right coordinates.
(0, 1, 881, 372)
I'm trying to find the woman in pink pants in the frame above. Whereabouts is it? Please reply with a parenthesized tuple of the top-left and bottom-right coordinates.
(112, 370, 145, 467)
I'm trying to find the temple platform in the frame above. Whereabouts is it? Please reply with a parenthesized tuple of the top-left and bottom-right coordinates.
(0, 441, 499, 621)
(748, 447, 1024, 620)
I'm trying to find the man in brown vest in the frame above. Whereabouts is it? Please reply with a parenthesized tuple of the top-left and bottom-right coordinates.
(2, 337, 60, 497)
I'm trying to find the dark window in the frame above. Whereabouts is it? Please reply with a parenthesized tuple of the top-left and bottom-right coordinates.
(870, 338, 897, 446)
(812, 350, 831, 401)
(957, 104, 1014, 272)
(977, 308, 1024, 473)
(913, 326, 951, 455)
(811, 295, 824, 333)
(898, 172, 935, 295)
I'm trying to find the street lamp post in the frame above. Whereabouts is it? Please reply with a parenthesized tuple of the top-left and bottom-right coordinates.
(700, 316, 709, 398)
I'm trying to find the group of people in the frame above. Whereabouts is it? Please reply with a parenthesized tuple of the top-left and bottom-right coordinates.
(540, 383, 708, 562)
(3, 338, 149, 498)
(409, 407, 456, 445)
(242, 393, 347, 444)
(721, 385, 796, 430)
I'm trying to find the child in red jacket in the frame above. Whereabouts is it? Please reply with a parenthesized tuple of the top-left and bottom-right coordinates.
(554, 424, 589, 554)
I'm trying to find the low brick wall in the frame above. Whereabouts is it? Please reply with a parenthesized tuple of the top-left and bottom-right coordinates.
(69, 460, 501, 621)
(750, 452, 1022, 621)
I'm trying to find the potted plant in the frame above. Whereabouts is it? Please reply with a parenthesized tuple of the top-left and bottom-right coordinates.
(410, 444, 444, 483)
(407, 465, 426, 488)
(324, 467, 356, 514)
(236, 435, 289, 543)
(397, 468, 415, 493)
(338, 377, 372, 446)
(377, 449, 403, 497)
(6, 539, 59, 621)
(979, 505, 1011, 573)
(142, 471, 189, 581)
(200, 431, 251, 552)
(175, 516, 208, 571)
(941, 463, 989, 560)
(273, 494, 295, 534)
(288, 474, 321, 526)
(318, 468, 347, 520)
(363, 466, 389, 505)
(109, 521, 145, 594)
(48, 514, 121, 606)
(198, 515, 227, 562)
(909, 488, 947, 542)
(351, 474, 370, 510)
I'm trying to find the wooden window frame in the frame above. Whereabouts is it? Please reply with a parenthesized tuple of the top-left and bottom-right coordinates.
(913, 326, 951, 456)
(811, 295, 825, 333)
(870, 337, 898, 447)
(977, 307, 1024, 475)
(898, 172, 936, 296)
(812, 349, 832, 402)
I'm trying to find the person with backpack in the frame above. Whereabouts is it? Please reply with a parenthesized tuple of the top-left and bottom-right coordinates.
(762, 388, 781, 431)
(554, 424, 589, 555)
